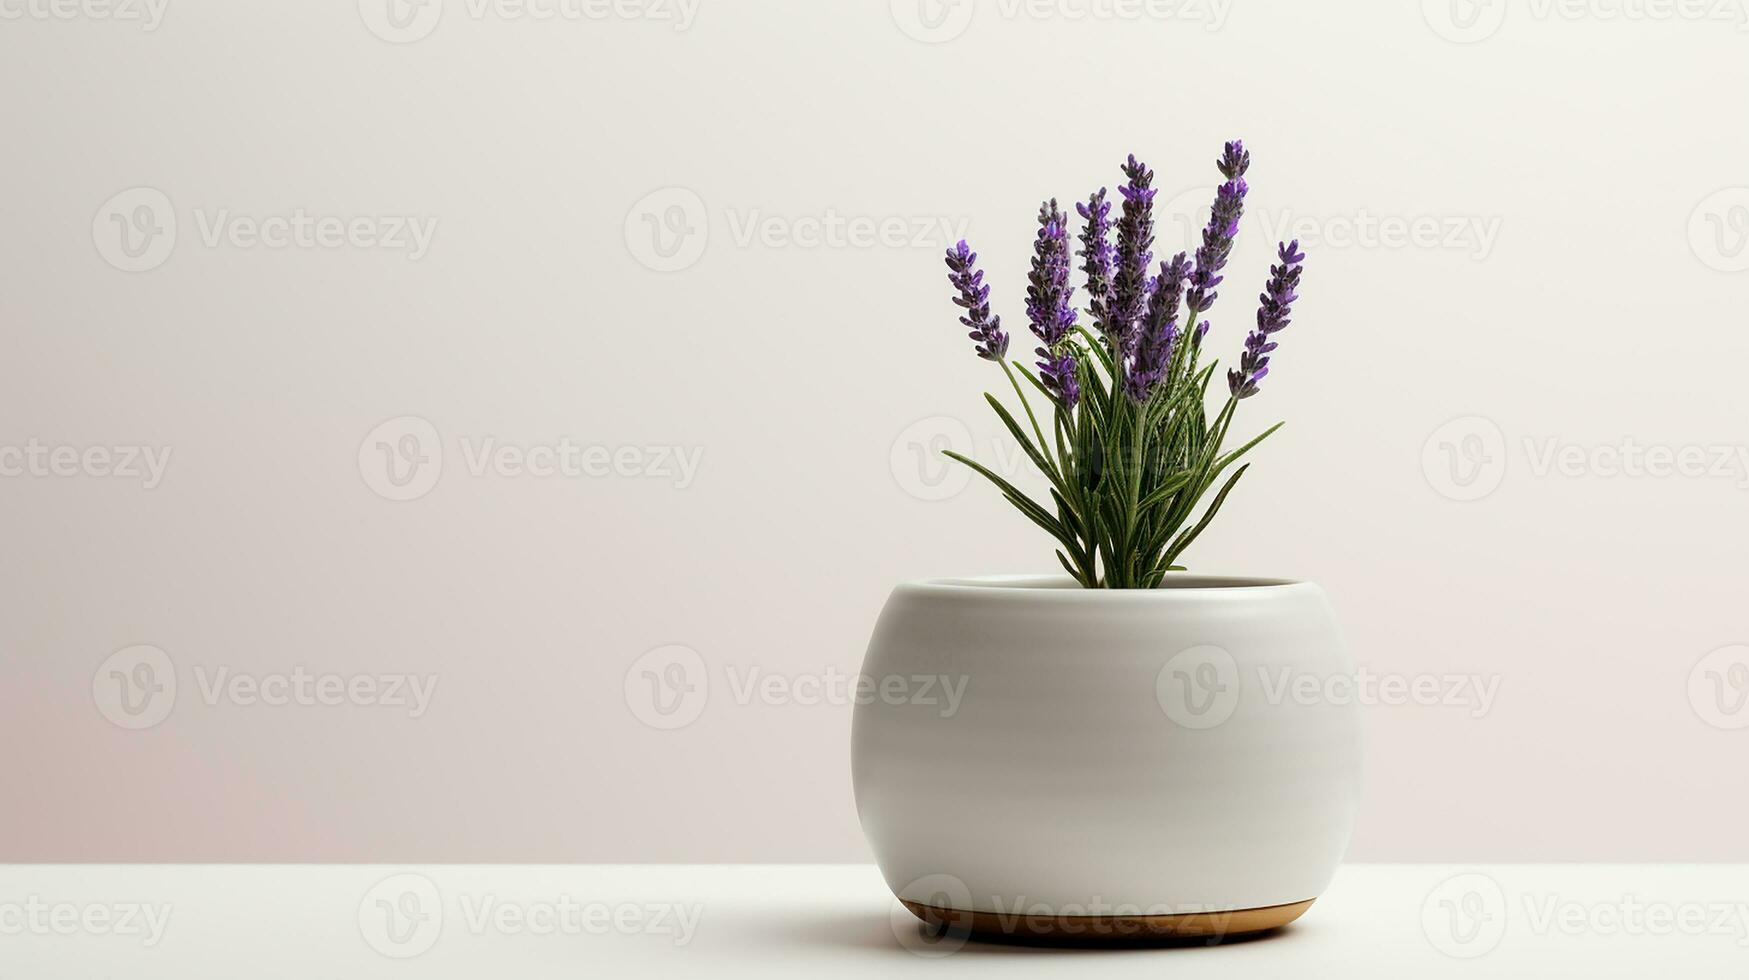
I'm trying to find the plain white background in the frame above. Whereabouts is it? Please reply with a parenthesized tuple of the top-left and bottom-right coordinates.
(2, 0, 1747, 862)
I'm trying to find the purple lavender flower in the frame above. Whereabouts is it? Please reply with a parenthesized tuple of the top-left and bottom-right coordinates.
(1025, 200, 1077, 347)
(1228, 239, 1305, 399)
(1186, 180, 1247, 316)
(1025, 201, 1080, 405)
(945, 239, 1009, 361)
(1126, 251, 1189, 402)
(1111, 155, 1157, 359)
(1042, 350, 1080, 409)
(1255, 239, 1305, 334)
(1217, 139, 1250, 182)
(1185, 140, 1252, 326)
(1075, 188, 1114, 343)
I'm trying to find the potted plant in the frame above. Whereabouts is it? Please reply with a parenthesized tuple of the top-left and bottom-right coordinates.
(853, 143, 1362, 945)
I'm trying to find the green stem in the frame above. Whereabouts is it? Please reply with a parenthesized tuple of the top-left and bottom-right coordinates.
(1071, 326, 1113, 373)
(1167, 307, 1199, 388)
(999, 359, 1055, 473)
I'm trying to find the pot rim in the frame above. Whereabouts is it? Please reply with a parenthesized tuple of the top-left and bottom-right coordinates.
(901, 573, 1314, 596)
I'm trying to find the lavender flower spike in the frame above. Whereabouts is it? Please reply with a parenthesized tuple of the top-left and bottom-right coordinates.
(1228, 239, 1306, 399)
(1185, 139, 1252, 326)
(1025, 200, 1079, 405)
(1217, 139, 1250, 181)
(1043, 351, 1081, 409)
(1111, 154, 1157, 359)
(1126, 251, 1189, 402)
(1075, 188, 1115, 341)
(1026, 200, 1077, 346)
(945, 239, 1009, 361)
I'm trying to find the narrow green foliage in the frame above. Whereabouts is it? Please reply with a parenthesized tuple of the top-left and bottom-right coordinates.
(948, 331, 1281, 589)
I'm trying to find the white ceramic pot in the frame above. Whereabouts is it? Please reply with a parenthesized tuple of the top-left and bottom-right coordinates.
(852, 574, 1362, 943)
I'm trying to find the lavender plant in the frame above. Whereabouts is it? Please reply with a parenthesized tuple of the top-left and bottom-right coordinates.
(939, 142, 1307, 589)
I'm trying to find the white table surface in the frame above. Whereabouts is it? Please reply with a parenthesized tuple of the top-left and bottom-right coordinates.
(2, 864, 1745, 977)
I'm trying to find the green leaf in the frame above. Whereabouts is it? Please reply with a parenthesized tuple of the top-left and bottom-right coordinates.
(1213, 420, 1284, 472)
(943, 450, 1088, 563)
(1055, 549, 1088, 586)
(984, 393, 1066, 494)
(1136, 469, 1196, 511)
(1164, 463, 1251, 567)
